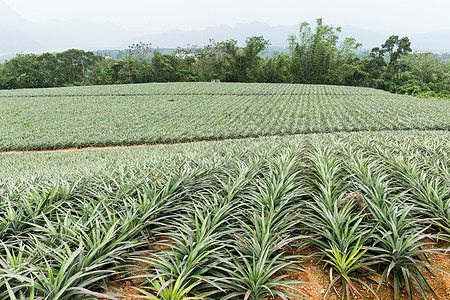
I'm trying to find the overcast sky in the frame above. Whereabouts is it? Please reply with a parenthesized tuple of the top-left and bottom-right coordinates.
(3, 0, 450, 34)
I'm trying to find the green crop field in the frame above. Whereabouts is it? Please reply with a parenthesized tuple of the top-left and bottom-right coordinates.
(1, 83, 450, 299)
(0, 130, 448, 181)
(0, 82, 449, 151)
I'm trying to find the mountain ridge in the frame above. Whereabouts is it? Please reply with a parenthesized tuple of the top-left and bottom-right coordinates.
(0, 0, 449, 57)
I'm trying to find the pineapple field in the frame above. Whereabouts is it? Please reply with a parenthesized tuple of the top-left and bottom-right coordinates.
(0, 83, 449, 299)
(0, 83, 448, 151)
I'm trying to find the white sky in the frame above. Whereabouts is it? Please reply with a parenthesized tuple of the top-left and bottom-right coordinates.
(4, 0, 450, 34)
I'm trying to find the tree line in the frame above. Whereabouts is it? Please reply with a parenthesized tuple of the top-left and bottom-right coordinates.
(1, 19, 449, 98)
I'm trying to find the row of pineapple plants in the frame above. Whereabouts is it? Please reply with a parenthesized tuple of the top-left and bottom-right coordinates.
(2, 84, 449, 152)
(1, 138, 449, 299)
(0, 82, 390, 98)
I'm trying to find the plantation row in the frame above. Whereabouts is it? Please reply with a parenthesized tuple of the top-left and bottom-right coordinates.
(0, 83, 449, 151)
(0, 83, 389, 97)
(1, 131, 449, 299)
(1, 130, 447, 180)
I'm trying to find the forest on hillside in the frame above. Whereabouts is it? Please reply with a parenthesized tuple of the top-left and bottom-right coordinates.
(1, 19, 449, 99)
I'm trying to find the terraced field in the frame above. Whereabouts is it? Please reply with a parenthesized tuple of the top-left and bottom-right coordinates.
(0, 83, 448, 150)
(1, 83, 449, 300)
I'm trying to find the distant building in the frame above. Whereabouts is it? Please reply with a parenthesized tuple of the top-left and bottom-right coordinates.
(175, 52, 196, 59)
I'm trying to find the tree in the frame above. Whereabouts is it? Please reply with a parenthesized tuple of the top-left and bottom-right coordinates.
(126, 42, 152, 61)
(187, 40, 229, 81)
(288, 18, 346, 84)
(56, 49, 103, 85)
(368, 35, 412, 75)
(151, 52, 191, 82)
(243, 36, 271, 82)
(398, 53, 443, 83)
(257, 53, 292, 83)
(36, 53, 60, 86)
(216, 36, 270, 82)
(216, 39, 240, 81)
(380, 35, 412, 65)
(87, 59, 114, 85)
(112, 56, 151, 84)
(2, 53, 49, 88)
(330, 37, 362, 84)
(362, 35, 413, 90)
(395, 53, 450, 94)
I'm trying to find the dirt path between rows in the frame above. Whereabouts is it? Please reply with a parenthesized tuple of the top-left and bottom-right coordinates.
(2, 143, 153, 154)
(1, 128, 448, 155)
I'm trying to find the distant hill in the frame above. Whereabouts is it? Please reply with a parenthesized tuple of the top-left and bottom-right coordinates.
(0, 0, 41, 54)
(0, 0, 139, 55)
(0, 28, 42, 54)
(126, 22, 450, 51)
(408, 30, 450, 51)
(123, 22, 297, 48)
(23, 20, 137, 52)
(0, 0, 449, 57)
(124, 22, 389, 49)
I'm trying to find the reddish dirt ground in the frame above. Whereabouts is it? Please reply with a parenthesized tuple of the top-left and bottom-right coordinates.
(3, 144, 151, 154)
(100, 240, 450, 300)
(1, 139, 222, 154)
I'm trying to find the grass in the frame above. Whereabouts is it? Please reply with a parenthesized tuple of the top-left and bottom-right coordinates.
(0, 82, 449, 151)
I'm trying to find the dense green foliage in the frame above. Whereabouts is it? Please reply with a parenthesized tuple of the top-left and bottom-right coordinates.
(288, 19, 361, 85)
(1, 131, 449, 299)
(0, 83, 448, 151)
(1, 19, 449, 98)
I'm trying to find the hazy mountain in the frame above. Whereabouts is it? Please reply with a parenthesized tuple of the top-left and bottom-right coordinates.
(0, 28, 42, 53)
(0, 0, 24, 28)
(127, 22, 450, 51)
(0, 0, 138, 54)
(339, 26, 389, 49)
(123, 22, 293, 48)
(0, 0, 41, 53)
(126, 22, 388, 49)
(24, 21, 138, 52)
(0, 0, 449, 57)
(409, 30, 450, 51)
